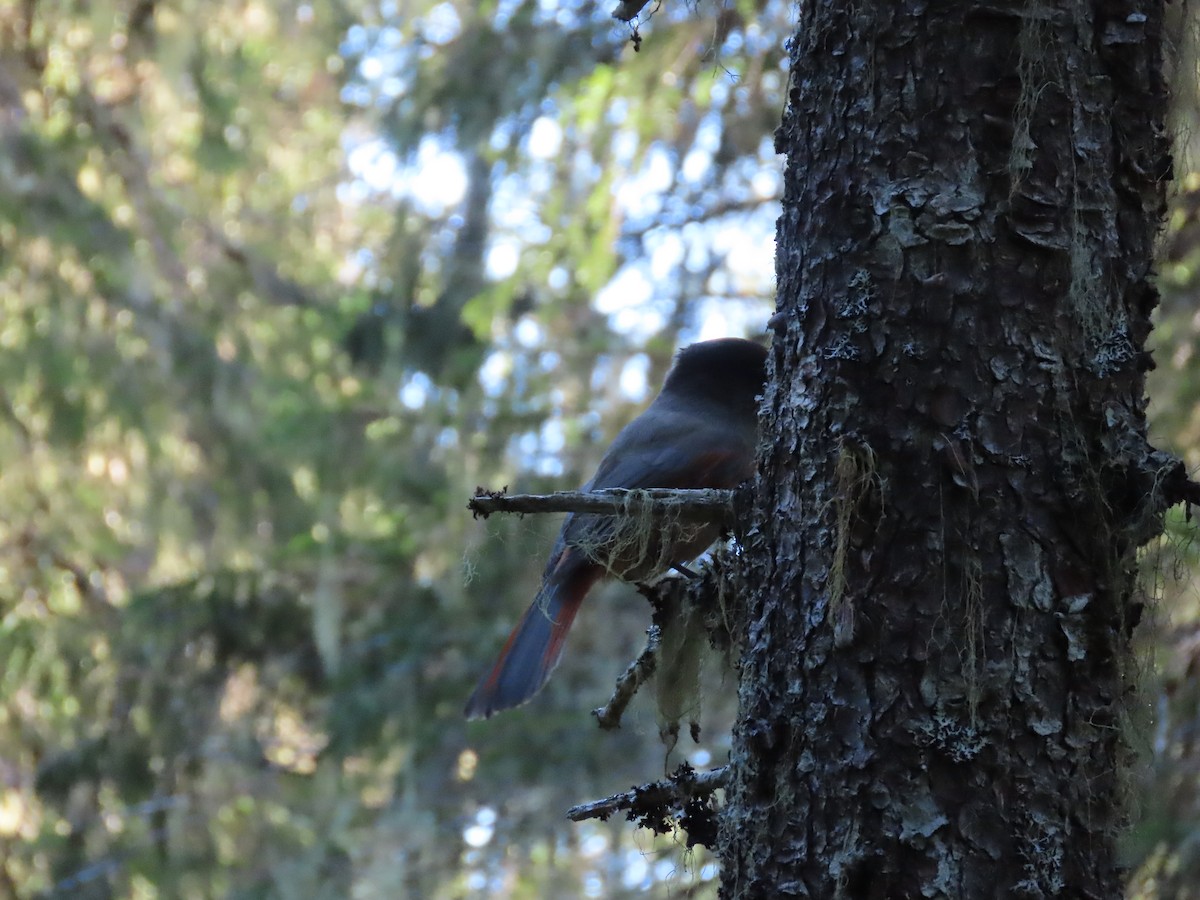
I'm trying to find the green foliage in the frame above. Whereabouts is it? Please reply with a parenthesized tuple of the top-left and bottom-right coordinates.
(0, 0, 786, 895)
(1127, 176, 1200, 899)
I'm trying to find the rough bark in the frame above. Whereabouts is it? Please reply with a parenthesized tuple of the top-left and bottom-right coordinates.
(721, 1, 1178, 897)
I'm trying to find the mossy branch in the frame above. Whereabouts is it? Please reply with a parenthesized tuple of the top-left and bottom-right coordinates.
(468, 487, 736, 525)
(566, 763, 728, 824)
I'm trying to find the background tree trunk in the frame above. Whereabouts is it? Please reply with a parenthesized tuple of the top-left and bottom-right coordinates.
(721, 1, 1181, 896)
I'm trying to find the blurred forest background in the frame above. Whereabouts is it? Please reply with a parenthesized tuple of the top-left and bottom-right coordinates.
(0, 1, 1198, 897)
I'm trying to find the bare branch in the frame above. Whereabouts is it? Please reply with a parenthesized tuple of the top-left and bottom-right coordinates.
(594, 624, 662, 730)
(468, 487, 735, 524)
(567, 763, 728, 823)
(593, 575, 695, 730)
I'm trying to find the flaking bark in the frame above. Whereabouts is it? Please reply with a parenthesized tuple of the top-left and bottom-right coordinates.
(721, 2, 1178, 897)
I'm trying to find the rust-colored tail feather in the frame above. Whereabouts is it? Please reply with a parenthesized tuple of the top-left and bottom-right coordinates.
(464, 561, 600, 719)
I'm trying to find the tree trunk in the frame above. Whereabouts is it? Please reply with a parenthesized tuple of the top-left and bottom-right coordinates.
(721, 1, 1180, 896)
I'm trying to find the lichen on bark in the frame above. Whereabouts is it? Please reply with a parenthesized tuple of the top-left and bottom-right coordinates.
(720, 1, 1180, 897)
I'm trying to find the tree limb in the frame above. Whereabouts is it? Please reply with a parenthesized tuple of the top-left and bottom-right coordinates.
(566, 763, 728, 823)
(468, 487, 735, 524)
(593, 624, 662, 730)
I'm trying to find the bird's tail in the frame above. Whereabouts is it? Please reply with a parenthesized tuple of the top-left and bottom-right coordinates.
(464, 555, 599, 719)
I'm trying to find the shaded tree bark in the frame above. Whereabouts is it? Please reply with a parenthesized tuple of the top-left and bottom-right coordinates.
(721, 1, 1184, 896)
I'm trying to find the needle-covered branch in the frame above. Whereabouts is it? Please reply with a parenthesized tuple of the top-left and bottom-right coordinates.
(468, 487, 736, 525)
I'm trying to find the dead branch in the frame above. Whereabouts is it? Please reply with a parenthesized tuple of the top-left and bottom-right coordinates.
(468, 487, 735, 524)
(566, 763, 729, 823)
(594, 624, 662, 730)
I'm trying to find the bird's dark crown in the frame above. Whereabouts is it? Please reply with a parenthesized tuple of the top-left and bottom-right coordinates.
(662, 337, 768, 405)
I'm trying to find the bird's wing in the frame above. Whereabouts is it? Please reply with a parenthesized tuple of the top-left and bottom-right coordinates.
(587, 404, 753, 491)
(558, 403, 754, 570)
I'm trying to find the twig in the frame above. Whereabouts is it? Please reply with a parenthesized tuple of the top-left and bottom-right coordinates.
(594, 624, 662, 729)
(468, 487, 735, 524)
(592, 576, 694, 730)
(566, 763, 729, 822)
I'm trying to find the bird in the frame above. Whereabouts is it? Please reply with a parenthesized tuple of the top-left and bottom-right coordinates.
(465, 337, 768, 719)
